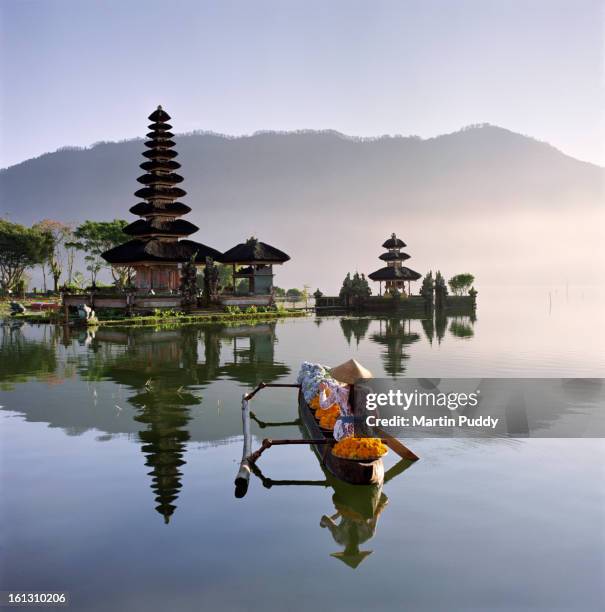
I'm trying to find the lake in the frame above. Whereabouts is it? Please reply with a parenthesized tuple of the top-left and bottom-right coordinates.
(1, 286, 604, 611)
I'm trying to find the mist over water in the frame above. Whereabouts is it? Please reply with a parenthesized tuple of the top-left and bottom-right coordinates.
(1, 127, 603, 290)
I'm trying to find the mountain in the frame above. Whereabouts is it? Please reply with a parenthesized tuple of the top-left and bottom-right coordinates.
(1, 125, 603, 290)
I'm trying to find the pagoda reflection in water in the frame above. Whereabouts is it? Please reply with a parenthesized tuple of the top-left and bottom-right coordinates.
(86, 323, 288, 523)
(370, 318, 421, 377)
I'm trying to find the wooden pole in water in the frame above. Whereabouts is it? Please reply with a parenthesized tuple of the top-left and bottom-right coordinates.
(235, 382, 302, 497)
(234, 395, 252, 498)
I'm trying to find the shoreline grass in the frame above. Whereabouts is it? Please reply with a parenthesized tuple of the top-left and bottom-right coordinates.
(1, 307, 308, 327)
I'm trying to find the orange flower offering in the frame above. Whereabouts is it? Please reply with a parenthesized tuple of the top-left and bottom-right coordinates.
(309, 395, 322, 410)
(314, 403, 339, 420)
(332, 437, 388, 460)
(319, 411, 338, 430)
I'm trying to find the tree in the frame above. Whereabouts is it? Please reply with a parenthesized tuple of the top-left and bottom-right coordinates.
(339, 273, 353, 301)
(351, 272, 371, 298)
(286, 288, 302, 304)
(71, 220, 130, 286)
(273, 286, 286, 297)
(33, 219, 73, 292)
(339, 272, 371, 304)
(216, 263, 233, 291)
(420, 271, 434, 300)
(72, 272, 85, 290)
(302, 284, 310, 308)
(448, 273, 475, 296)
(0, 220, 53, 293)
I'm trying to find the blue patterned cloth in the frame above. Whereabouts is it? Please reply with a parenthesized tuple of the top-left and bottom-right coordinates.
(297, 361, 332, 402)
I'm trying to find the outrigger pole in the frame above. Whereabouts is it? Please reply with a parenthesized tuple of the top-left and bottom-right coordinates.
(235, 382, 310, 498)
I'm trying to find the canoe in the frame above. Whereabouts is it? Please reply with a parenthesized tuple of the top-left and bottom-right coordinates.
(298, 391, 384, 486)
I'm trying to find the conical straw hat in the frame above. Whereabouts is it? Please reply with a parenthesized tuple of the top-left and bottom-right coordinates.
(329, 359, 373, 385)
(330, 549, 373, 569)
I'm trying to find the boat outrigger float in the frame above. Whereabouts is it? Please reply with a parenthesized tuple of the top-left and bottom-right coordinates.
(234, 382, 419, 498)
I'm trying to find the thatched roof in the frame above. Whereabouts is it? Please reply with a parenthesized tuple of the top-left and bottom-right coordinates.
(146, 131, 175, 139)
(139, 160, 181, 172)
(129, 201, 192, 217)
(144, 139, 176, 149)
(148, 106, 171, 122)
(147, 122, 173, 131)
(368, 266, 421, 281)
(136, 172, 184, 186)
(102, 238, 222, 264)
(382, 233, 406, 249)
(220, 237, 290, 264)
(134, 186, 186, 200)
(379, 251, 410, 262)
(142, 149, 178, 160)
(123, 218, 199, 237)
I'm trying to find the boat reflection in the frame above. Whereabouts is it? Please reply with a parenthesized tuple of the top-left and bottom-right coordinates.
(250, 456, 413, 568)
(248, 411, 415, 568)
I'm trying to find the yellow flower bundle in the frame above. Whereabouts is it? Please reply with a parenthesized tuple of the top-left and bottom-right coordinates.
(319, 411, 338, 430)
(315, 403, 339, 418)
(332, 437, 388, 460)
(309, 395, 322, 410)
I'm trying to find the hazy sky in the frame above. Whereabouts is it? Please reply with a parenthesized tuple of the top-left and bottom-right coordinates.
(1, 0, 603, 168)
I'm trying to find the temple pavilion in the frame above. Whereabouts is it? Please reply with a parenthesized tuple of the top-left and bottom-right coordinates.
(102, 106, 222, 291)
(220, 237, 290, 297)
(368, 233, 421, 296)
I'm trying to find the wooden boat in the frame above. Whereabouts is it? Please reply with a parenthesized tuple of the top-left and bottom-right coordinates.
(298, 391, 384, 485)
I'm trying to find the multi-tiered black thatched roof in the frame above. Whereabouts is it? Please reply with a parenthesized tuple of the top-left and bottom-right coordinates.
(103, 106, 221, 265)
(368, 232, 421, 283)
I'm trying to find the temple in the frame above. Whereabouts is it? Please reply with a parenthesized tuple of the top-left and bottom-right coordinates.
(368, 233, 421, 295)
(220, 237, 290, 307)
(102, 106, 222, 291)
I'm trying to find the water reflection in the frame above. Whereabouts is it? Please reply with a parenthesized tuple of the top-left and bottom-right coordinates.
(367, 313, 477, 374)
(0, 322, 60, 387)
(0, 322, 292, 523)
(85, 324, 289, 522)
(249, 412, 416, 568)
(321, 456, 415, 567)
(449, 314, 476, 339)
(340, 318, 371, 347)
(370, 318, 421, 377)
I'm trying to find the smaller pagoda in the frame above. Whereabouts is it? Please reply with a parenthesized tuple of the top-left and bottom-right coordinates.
(368, 233, 421, 296)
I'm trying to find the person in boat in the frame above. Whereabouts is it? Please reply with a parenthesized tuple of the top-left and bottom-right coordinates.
(318, 358, 373, 440)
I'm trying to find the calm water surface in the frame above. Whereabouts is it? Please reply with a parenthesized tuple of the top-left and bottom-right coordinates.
(1, 287, 604, 611)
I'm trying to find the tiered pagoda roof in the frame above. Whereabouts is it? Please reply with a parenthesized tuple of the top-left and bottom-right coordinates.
(368, 232, 421, 283)
(103, 106, 221, 265)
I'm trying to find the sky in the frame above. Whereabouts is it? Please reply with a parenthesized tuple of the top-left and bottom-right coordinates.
(0, 0, 603, 168)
